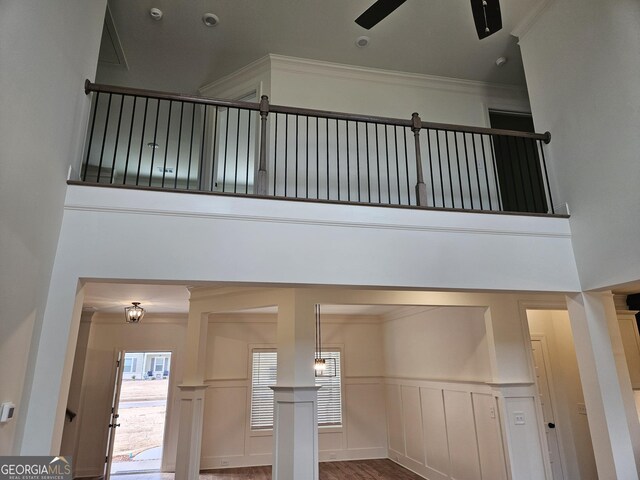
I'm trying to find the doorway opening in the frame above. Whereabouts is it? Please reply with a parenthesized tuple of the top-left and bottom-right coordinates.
(107, 351, 172, 477)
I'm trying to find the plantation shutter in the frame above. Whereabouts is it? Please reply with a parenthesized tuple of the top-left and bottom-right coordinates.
(250, 350, 278, 429)
(250, 350, 342, 429)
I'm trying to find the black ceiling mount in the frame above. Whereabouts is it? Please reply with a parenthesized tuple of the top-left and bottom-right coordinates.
(355, 0, 503, 40)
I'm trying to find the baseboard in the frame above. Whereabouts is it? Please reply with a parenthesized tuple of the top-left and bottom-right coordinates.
(201, 447, 387, 470)
(388, 448, 448, 480)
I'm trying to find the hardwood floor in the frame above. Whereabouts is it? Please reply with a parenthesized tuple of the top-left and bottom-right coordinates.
(110, 459, 424, 480)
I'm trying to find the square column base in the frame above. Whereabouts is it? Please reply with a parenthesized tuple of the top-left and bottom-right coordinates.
(270, 386, 321, 480)
(175, 384, 208, 480)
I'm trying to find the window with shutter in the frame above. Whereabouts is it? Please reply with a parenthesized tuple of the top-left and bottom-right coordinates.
(249, 350, 342, 430)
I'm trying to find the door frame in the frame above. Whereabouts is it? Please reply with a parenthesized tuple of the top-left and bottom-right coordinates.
(530, 334, 570, 480)
(105, 348, 177, 476)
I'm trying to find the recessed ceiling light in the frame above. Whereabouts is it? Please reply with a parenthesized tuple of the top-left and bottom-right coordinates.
(149, 8, 163, 21)
(202, 13, 220, 27)
(496, 56, 508, 67)
(356, 36, 370, 48)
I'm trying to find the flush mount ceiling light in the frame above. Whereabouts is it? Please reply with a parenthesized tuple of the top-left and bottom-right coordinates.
(355, 36, 370, 48)
(202, 13, 220, 27)
(495, 56, 508, 67)
(125, 302, 145, 324)
(147, 142, 159, 149)
(149, 8, 163, 20)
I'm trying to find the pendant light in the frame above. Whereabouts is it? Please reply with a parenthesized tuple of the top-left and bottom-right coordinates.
(314, 304, 335, 377)
(125, 302, 145, 323)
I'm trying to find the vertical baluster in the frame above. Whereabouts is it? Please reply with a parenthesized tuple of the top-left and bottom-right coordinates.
(497, 135, 516, 211)
(384, 125, 391, 204)
(83, 91, 100, 181)
(346, 120, 351, 202)
(336, 119, 340, 201)
(273, 113, 278, 195)
(489, 134, 503, 211)
(403, 127, 411, 206)
(435, 130, 445, 207)
(462, 133, 474, 210)
(186, 103, 196, 190)
(480, 135, 493, 211)
(136, 98, 149, 187)
(234, 108, 241, 193)
(174, 103, 184, 189)
(453, 132, 464, 209)
(284, 114, 289, 197)
(444, 131, 454, 207)
(375, 124, 381, 202)
(306, 115, 309, 198)
(426, 128, 435, 207)
(209, 106, 219, 192)
(471, 134, 484, 210)
(161, 101, 172, 188)
(365, 123, 371, 203)
(411, 114, 427, 207)
(355, 122, 361, 203)
(110, 95, 125, 185)
(123, 96, 138, 185)
(222, 107, 230, 192)
(245, 109, 251, 194)
(538, 138, 555, 213)
(393, 126, 400, 205)
(295, 114, 299, 197)
(149, 98, 161, 187)
(197, 105, 208, 191)
(316, 117, 319, 199)
(326, 117, 330, 200)
(257, 96, 269, 196)
(529, 138, 545, 212)
(96, 93, 113, 184)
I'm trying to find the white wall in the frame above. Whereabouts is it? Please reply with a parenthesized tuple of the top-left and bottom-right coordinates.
(200, 313, 387, 469)
(527, 309, 597, 480)
(517, 0, 640, 290)
(69, 314, 186, 477)
(0, 0, 106, 454)
(382, 307, 507, 480)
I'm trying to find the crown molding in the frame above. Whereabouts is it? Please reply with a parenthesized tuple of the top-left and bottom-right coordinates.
(199, 55, 271, 97)
(511, 0, 556, 41)
(90, 312, 188, 324)
(268, 54, 527, 100)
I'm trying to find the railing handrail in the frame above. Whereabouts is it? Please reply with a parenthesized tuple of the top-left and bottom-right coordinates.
(84, 80, 551, 143)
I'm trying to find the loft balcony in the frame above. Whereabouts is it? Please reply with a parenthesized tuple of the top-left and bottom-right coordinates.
(76, 81, 557, 217)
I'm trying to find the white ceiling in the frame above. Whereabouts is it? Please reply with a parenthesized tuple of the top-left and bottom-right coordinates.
(97, 0, 541, 93)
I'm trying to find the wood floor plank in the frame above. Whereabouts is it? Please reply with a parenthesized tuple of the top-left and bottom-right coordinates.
(200, 459, 424, 480)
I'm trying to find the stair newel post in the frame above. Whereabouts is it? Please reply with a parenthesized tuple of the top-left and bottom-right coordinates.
(256, 95, 270, 196)
(412, 112, 428, 206)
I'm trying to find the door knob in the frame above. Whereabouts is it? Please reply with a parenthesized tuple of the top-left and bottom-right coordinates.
(548, 422, 555, 429)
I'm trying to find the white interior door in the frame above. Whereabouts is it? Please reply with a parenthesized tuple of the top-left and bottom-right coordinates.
(531, 338, 565, 480)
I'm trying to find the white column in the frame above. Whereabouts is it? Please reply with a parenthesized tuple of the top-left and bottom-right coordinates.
(174, 301, 209, 480)
(566, 292, 639, 479)
(485, 295, 548, 480)
(272, 290, 319, 480)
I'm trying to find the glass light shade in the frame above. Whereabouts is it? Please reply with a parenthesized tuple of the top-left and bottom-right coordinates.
(314, 358, 326, 371)
(125, 302, 145, 323)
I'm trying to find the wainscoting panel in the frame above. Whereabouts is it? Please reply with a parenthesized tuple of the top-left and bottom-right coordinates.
(386, 379, 506, 480)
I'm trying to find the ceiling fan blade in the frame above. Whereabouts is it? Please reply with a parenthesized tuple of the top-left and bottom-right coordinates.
(470, 0, 502, 39)
(355, 0, 407, 30)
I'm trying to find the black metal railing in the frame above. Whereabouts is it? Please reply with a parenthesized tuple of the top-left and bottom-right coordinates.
(81, 81, 555, 214)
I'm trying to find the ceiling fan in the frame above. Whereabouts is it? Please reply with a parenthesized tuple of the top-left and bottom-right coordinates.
(355, 0, 502, 40)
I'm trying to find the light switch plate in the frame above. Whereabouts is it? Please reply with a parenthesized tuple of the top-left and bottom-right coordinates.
(514, 411, 526, 425)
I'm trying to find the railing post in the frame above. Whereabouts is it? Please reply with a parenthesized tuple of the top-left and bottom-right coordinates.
(412, 112, 428, 207)
(256, 95, 270, 196)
